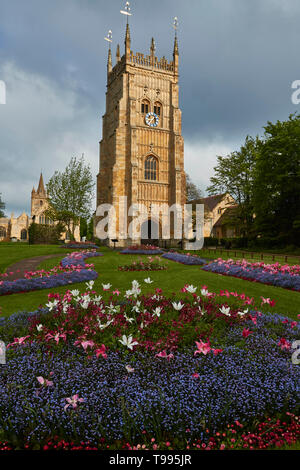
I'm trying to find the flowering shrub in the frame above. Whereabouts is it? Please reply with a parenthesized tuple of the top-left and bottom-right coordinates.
(119, 257, 166, 272)
(162, 252, 206, 265)
(121, 245, 162, 255)
(203, 258, 300, 291)
(0, 279, 298, 449)
(0, 251, 102, 296)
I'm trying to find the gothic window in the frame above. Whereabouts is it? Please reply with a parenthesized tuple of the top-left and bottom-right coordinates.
(21, 229, 27, 240)
(154, 102, 161, 116)
(0, 227, 6, 238)
(141, 99, 150, 114)
(40, 200, 43, 206)
(144, 156, 158, 181)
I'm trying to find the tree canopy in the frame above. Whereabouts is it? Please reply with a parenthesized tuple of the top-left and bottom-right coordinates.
(46, 156, 94, 239)
(186, 174, 202, 201)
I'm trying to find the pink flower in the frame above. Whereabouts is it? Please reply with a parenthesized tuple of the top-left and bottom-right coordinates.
(212, 348, 223, 356)
(37, 376, 53, 387)
(192, 373, 199, 378)
(194, 340, 211, 356)
(155, 350, 174, 361)
(278, 338, 291, 350)
(64, 394, 84, 411)
(242, 328, 253, 338)
(112, 290, 120, 296)
(96, 344, 107, 359)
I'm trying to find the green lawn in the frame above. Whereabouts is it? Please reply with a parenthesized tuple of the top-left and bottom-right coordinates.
(0, 242, 78, 273)
(0, 246, 299, 320)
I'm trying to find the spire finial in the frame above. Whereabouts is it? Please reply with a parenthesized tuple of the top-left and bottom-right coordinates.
(116, 44, 120, 62)
(120, 1, 132, 24)
(104, 30, 113, 73)
(121, 1, 132, 58)
(150, 37, 156, 56)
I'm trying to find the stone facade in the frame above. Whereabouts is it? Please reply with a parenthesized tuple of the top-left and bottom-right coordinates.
(0, 174, 80, 242)
(189, 193, 239, 239)
(96, 25, 186, 247)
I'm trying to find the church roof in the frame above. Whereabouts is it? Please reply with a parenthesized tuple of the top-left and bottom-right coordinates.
(189, 194, 227, 212)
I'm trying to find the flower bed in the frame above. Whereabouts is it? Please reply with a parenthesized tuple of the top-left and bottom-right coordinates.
(203, 258, 300, 291)
(0, 250, 103, 296)
(0, 279, 298, 449)
(121, 244, 163, 255)
(61, 242, 99, 249)
(162, 252, 206, 265)
(118, 256, 166, 272)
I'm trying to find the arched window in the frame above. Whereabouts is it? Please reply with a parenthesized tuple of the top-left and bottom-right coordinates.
(141, 99, 150, 114)
(0, 227, 6, 239)
(154, 101, 162, 117)
(21, 229, 27, 240)
(144, 156, 158, 181)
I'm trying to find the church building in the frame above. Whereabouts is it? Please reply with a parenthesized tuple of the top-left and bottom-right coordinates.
(0, 174, 80, 242)
(96, 21, 186, 246)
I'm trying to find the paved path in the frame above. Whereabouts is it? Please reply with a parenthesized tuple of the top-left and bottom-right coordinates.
(4, 254, 61, 281)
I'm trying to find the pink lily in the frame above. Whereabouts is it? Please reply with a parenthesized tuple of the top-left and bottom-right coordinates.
(278, 338, 291, 350)
(96, 344, 107, 359)
(194, 340, 211, 356)
(64, 394, 84, 411)
(242, 328, 253, 338)
(155, 350, 174, 361)
(37, 376, 53, 387)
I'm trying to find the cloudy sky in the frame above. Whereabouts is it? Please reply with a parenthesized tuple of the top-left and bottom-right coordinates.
(0, 0, 300, 215)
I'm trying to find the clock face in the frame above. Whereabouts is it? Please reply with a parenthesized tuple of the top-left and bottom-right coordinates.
(145, 112, 159, 128)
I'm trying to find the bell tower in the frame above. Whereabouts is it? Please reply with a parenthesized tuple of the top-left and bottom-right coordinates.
(96, 14, 185, 246)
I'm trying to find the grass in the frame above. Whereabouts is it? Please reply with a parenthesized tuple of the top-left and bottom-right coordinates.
(0, 246, 299, 320)
(0, 242, 79, 273)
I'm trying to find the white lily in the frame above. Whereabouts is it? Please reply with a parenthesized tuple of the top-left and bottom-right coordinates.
(132, 301, 141, 313)
(201, 288, 209, 297)
(36, 324, 43, 332)
(172, 301, 184, 311)
(237, 308, 249, 317)
(93, 295, 102, 305)
(86, 280, 95, 291)
(186, 285, 197, 293)
(153, 307, 162, 318)
(97, 318, 113, 330)
(198, 306, 207, 316)
(124, 314, 135, 324)
(125, 365, 135, 373)
(45, 300, 59, 312)
(119, 335, 139, 350)
(219, 306, 231, 316)
(71, 289, 80, 297)
(144, 277, 153, 284)
(102, 283, 112, 291)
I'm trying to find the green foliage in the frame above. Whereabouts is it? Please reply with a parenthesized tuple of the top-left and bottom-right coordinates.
(28, 222, 64, 245)
(253, 114, 300, 246)
(46, 156, 94, 240)
(0, 194, 5, 218)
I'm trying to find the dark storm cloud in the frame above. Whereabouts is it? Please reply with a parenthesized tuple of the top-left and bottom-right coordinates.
(1, 0, 300, 213)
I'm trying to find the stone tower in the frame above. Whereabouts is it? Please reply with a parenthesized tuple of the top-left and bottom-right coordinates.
(96, 23, 185, 246)
(31, 173, 48, 221)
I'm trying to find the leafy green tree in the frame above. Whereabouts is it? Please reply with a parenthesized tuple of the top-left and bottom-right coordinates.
(0, 194, 6, 218)
(46, 156, 94, 240)
(253, 114, 300, 245)
(207, 136, 258, 236)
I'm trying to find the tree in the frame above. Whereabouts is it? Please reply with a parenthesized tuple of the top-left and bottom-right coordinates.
(207, 136, 258, 237)
(186, 174, 202, 201)
(0, 194, 5, 218)
(252, 114, 300, 245)
(46, 156, 94, 240)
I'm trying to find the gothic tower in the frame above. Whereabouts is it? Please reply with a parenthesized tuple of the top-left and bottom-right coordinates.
(31, 173, 48, 220)
(96, 23, 185, 246)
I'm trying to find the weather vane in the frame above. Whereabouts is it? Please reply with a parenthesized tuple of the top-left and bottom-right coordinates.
(104, 30, 113, 49)
(120, 1, 132, 23)
(173, 17, 179, 36)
